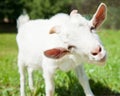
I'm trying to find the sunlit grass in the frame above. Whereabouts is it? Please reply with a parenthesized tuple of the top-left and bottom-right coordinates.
(0, 30, 120, 96)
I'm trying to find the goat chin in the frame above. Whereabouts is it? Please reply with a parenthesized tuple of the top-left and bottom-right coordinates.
(96, 54, 107, 66)
(88, 58, 107, 66)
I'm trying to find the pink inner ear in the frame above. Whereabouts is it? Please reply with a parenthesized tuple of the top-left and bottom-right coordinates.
(44, 47, 69, 59)
(93, 3, 107, 28)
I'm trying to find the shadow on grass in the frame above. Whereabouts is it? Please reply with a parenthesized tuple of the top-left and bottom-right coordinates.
(55, 75, 120, 96)
(90, 79, 120, 96)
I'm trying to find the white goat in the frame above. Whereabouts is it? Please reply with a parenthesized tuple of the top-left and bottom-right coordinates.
(16, 3, 107, 96)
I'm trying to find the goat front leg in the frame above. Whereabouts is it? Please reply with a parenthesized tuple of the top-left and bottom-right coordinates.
(43, 69, 55, 96)
(75, 64, 94, 96)
(27, 67, 34, 91)
(42, 59, 56, 96)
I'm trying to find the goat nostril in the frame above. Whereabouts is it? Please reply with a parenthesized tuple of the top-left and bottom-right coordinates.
(91, 46, 102, 56)
(91, 52, 98, 56)
(99, 47, 102, 52)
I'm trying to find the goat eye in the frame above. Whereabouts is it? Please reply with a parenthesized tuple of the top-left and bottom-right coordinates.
(90, 26, 95, 31)
(90, 26, 95, 33)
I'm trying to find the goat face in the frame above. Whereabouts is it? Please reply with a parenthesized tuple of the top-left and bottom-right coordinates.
(50, 3, 107, 65)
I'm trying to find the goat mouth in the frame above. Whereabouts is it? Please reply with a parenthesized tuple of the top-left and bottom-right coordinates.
(99, 55, 106, 63)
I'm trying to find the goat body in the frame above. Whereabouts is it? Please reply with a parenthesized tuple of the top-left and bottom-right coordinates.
(17, 3, 107, 96)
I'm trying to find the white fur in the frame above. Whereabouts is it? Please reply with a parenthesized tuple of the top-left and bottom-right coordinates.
(17, 3, 107, 96)
(17, 12, 29, 29)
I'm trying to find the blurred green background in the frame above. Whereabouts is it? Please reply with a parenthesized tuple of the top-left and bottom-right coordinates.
(0, 0, 120, 96)
(0, 0, 120, 32)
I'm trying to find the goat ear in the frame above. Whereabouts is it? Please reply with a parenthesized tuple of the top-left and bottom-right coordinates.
(49, 26, 61, 34)
(91, 3, 107, 28)
(44, 47, 69, 59)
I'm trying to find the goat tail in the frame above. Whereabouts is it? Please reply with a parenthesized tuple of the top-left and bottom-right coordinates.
(17, 12, 30, 29)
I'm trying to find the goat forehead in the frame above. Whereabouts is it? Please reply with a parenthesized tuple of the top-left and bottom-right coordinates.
(68, 26, 91, 38)
(70, 14, 89, 26)
(67, 29, 100, 47)
(80, 31, 100, 43)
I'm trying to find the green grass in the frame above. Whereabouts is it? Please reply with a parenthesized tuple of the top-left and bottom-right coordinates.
(0, 30, 120, 96)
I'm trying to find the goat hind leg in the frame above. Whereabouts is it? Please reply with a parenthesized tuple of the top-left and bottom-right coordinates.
(27, 67, 34, 91)
(18, 60, 26, 96)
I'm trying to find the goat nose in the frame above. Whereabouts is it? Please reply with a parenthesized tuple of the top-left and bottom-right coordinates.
(91, 46, 102, 56)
